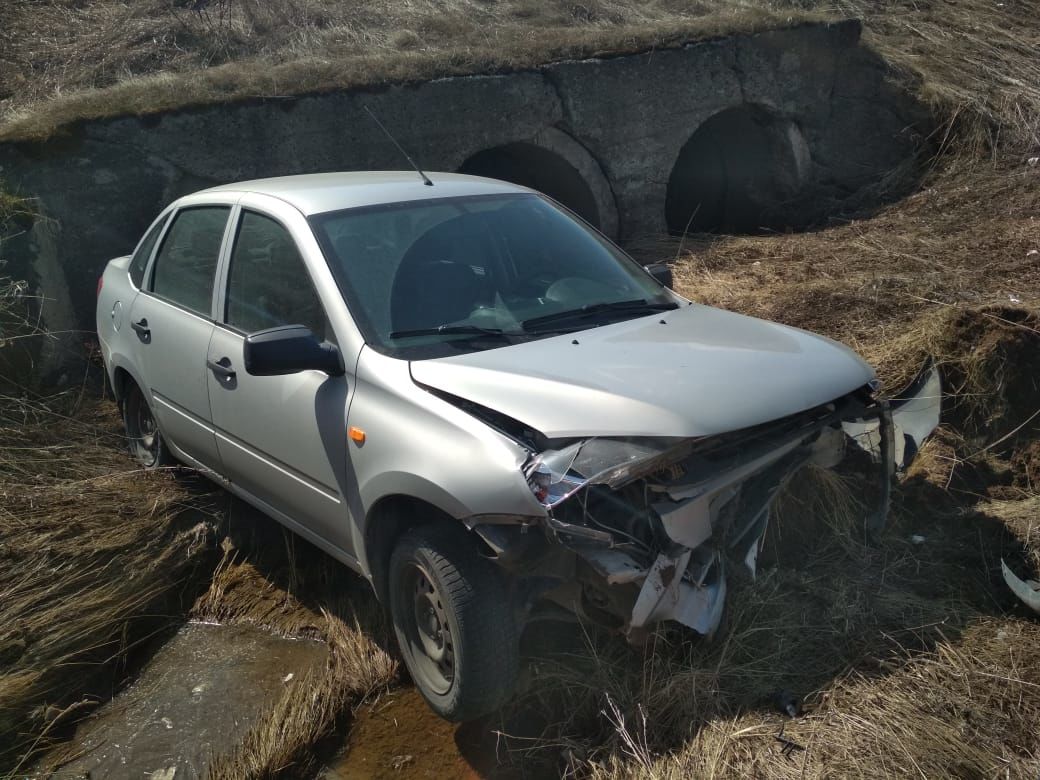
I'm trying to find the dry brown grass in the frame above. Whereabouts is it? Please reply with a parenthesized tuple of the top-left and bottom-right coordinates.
(986, 495, 1040, 571)
(1, 0, 1039, 158)
(0, 182, 35, 237)
(0, 395, 221, 771)
(0, 1, 820, 142)
(193, 510, 398, 778)
(836, 0, 1040, 158)
(580, 618, 1040, 778)
(0, 185, 46, 392)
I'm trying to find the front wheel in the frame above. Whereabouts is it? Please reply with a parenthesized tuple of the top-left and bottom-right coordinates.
(122, 382, 172, 468)
(388, 524, 519, 721)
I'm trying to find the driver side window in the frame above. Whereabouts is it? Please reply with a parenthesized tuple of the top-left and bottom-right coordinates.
(225, 211, 328, 338)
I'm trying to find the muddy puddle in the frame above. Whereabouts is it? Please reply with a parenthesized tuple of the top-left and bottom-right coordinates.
(321, 623, 588, 779)
(47, 621, 327, 778)
(320, 688, 538, 780)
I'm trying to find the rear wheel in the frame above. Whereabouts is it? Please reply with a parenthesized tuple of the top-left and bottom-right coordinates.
(123, 382, 172, 468)
(388, 524, 518, 721)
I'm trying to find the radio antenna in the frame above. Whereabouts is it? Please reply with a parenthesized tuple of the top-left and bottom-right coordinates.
(363, 106, 433, 187)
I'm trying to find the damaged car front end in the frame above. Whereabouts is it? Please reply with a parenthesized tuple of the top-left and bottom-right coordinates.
(474, 364, 942, 641)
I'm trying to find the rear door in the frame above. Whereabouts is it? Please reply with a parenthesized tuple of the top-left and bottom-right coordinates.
(206, 203, 358, 557)
(129, 202, 234, 471)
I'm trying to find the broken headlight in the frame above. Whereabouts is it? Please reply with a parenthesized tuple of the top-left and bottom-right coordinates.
(524, 441, 587, 507)
(524, 438, 681, 508)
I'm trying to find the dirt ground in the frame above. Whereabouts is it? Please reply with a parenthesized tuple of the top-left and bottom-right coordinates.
(2, 0, 1040, 776)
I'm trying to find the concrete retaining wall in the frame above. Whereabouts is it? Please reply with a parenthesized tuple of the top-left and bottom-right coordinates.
(0, 19, 928, 349)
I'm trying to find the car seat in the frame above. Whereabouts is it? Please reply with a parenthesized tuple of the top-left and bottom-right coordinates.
(389, 214, 493, 334)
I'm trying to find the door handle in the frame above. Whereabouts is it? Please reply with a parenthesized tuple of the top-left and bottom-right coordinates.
(206, 357, 237, 381)
(131, 318, 150, 341)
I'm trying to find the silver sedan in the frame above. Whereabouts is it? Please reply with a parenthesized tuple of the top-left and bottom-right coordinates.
(96, 172, 940, 720)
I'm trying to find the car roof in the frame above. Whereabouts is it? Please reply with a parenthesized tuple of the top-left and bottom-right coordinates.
(195, 171, 533, 216)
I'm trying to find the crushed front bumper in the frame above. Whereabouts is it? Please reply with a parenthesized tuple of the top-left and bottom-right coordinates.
(556, 364, 942, 639)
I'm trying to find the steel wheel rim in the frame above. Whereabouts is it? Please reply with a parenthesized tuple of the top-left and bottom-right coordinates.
(404, 562, 455, 695)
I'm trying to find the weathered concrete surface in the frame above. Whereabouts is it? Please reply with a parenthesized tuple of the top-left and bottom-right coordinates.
(44, 622, 328, 778)
(0, 20, 929, 349)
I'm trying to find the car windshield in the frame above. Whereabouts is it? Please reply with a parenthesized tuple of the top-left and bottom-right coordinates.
(309, 193, 675, 359)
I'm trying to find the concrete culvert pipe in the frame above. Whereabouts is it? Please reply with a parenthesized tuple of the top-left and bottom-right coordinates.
(459, 141, 604, 232)
(665, 105, 811, 235)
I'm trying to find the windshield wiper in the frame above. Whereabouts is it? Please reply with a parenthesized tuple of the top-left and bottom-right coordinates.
(389, 325, 524, 339)
(522, 299, 679, 330)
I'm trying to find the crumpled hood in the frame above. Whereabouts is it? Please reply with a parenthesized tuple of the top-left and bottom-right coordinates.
(410, 303, 876, 439)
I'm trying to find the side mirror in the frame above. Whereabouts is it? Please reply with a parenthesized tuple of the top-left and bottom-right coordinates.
(244, 325, 344, 377)
(644, 263, 673, 289)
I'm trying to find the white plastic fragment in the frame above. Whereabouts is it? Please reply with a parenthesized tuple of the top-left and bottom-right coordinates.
(1001, 559, 1040, 614)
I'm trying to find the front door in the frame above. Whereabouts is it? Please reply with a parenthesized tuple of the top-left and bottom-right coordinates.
(206, 209, 356, 556)
(129, 204, 231, 471)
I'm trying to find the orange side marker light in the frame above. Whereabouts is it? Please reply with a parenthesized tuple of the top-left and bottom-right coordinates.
(348, 426, 366, 445)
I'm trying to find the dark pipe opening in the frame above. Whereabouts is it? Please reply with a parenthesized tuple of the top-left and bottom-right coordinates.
(665, 105, 810, 235)
(459, 143, 601, 229)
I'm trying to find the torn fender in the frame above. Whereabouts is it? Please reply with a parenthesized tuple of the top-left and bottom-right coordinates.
(843, 362, 941, 532)
(843, 362, 942, 472)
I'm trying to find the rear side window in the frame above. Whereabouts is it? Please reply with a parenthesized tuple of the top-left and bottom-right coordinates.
(150, 206, 230, 316)
(225, 211, 326, 336)
(128, 215, 168, 289)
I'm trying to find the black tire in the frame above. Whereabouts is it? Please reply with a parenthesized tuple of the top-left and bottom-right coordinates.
(388, 523, 518, 721)
(122, 382, 173, 468)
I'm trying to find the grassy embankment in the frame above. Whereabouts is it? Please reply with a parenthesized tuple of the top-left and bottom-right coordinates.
(0, 0, 822, 141)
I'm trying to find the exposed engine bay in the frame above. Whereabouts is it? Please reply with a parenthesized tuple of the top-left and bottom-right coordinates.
(471, 364, 942, 639)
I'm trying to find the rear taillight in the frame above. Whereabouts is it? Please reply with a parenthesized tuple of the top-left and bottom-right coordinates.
(96, 275, 104, 297)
